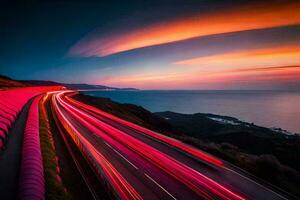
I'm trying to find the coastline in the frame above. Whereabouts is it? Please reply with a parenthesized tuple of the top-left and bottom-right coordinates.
(72, 92, 300, 197)
(82, 90, 300, 135)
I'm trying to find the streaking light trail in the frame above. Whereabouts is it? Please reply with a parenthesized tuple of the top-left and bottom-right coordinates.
(52, 91, 246, 199)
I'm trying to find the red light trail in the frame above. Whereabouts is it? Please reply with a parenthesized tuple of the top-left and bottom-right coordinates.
(52, 91, 245, 199)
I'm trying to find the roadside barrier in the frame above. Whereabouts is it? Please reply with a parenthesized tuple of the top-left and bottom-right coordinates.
(18, 96, 45, 200)
(0, 87, 62, 149)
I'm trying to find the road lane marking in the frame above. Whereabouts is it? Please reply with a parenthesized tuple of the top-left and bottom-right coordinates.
(104, 141, 138, 169)
(109, 147, 139, 170)
(104, 141, 113, 148)
(144, 173, 177, 200)
(223, 167, 288, 200)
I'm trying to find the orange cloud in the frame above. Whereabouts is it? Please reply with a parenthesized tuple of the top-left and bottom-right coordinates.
(209, 65, 300, 89)
(220, 66, 300, 80)
(70, 1, 300, 57)
(175, 45, 300, 71)
(100, 65, 300, 89)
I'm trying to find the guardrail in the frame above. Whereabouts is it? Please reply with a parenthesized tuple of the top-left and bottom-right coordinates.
(0, 87, 62, 149)
(18, 96, 45, 200)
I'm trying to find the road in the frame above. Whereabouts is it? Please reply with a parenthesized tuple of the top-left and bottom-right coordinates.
(51, 91, 289, 200)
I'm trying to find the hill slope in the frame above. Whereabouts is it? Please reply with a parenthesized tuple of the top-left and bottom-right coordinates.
(0, 75, 29, 88)
(21, 80, 138, 90)
(0, 75, 138, 90)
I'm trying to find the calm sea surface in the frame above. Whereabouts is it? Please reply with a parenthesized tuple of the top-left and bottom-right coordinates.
(83, 90, 300, 134)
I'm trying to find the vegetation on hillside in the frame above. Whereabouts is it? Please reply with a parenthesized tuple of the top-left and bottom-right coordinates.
(39, 97, 70, 200)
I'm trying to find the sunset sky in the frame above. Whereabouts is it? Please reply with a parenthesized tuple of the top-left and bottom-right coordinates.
(1, 0, 300, 90)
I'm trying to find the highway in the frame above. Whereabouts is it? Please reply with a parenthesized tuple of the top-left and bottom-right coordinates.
(51, 91, 288, 200)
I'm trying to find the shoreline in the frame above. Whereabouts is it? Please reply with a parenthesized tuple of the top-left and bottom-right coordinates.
(72, 92, 300, 197)
(81, 90, 300, 135)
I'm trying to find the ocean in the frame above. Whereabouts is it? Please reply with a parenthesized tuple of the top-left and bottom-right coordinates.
(83, 90, 300, 134)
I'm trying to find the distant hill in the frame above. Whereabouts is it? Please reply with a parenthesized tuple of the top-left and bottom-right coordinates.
(0, 74, 138, 90)
(21, 80, 112, 89)
(20, 80, 138, 90)
(0, 74, 29, 88)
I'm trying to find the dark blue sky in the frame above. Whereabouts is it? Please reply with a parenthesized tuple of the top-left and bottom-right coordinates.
(0, 0, 254, 78)
(1, 0, 299, 89)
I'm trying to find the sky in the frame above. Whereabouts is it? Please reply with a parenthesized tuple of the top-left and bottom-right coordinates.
(1, 0, 300, 90)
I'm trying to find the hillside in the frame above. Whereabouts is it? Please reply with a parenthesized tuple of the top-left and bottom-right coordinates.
(0, 75, 29, 88)
(0, 75, 138, 90)
(21, 80, 114, 90)
(156, 111, 300, 170)
(21, 80, 138, 90)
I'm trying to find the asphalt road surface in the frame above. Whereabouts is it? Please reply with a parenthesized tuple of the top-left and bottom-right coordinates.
(52, 91, 290, 200)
